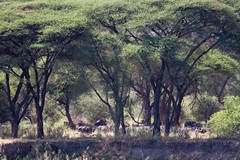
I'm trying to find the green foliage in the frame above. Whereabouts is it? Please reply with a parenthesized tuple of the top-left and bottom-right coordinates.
(195, 49, 240, 75)
(192, 93, 221, 122)
(0, 0, 240, 139)
(44, 99, 63, 126)
(85, 0, 166, 30)
(192, 49, 240, 103)
(49, 61, 90, 102)
(208, 96, 240, 136)
(0, 0, 87, 65)
(73, 93, 110, 122)
(19, 122, 37, 138)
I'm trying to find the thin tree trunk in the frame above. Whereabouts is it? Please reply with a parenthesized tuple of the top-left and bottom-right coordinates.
(165, 84, 173, 136)
(153, 59, 165, 136)
(36, 103, 44, 138)
(143, 84, 152, 126)
(216, 76, 230, 105)
(143, 100, 152, 126)
(65, 95, 76, 129)
(121, 105, 126, 135)
(153, 83, 162, 136)
(160, 92, 167, 125)
(172, 97, 183, 126)
(114, 99, 121, 137)
(114, 114, 121, 137)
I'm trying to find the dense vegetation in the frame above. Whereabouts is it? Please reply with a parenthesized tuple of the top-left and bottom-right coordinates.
(0, 0, 240, 139)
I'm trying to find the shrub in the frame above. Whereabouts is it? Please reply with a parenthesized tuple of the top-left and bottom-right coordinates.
(192, 93, 221, 122)
(72, 93, 111, 122)
(208, 96, 240, 136)
(44, 99, 63, 125)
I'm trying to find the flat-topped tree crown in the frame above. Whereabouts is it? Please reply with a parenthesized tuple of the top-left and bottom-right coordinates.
(0, 0, 88, 138)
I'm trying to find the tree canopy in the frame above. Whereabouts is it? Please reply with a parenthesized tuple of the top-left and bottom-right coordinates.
(0, 0, 240, 138)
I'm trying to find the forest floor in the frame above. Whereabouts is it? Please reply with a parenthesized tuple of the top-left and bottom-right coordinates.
(1, 137, 240, 159)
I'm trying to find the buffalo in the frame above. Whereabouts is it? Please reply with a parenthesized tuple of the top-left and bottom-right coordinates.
(94, 119, 107, 126)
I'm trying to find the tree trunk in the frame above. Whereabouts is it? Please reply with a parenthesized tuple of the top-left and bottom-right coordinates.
(121, 115, 126, 135)
(10, 102, 19, 138)
(153, 83, 162, 136)
(165, 84, 173, 136)
(160, 92, 167, 125)
(11, 120, 19, 138)
(120, 104, 126, 135)
(172, 97, 183, 126)
(65, 95, 76, 129)
(5, 71, 29, 138)
(143, 83, 152, 126)
(36, 104, 44, 139)
(114, 115, 121, 137)
(114, 100, 121, 137)
(152, 59, 165, 136)
(143, 100, 152, 126)
(173, 105, 181, 126)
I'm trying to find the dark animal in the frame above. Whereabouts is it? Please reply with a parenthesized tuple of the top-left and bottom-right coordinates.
(77, 125, 93, 133)
(184, 121, 205, 133)
(184, 121, 197, 128)
(77, 121, 84, 127)
(194, 122, 203, 129)
(94, 119, 107, 126)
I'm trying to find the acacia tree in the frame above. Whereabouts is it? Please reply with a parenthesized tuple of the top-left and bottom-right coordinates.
(48, 60, 90, 129)
(161, 2, 240, 133)
(188, 50, 240, 122)
(123, 0, 240, 136)
(86, 34, 131, 136)
(83, 0, 174, 136)
(78, 1, 140, 136)
(79, 0, 239, 137)
(0, 67, 32, 138)
(0, 1, 87, 138)
(196, 51, 240, 105)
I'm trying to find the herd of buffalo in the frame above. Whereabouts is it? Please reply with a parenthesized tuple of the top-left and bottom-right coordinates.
(64, 119, 207, 135)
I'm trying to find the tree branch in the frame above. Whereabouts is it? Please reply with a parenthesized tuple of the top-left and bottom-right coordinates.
(88, 81, 115, 122)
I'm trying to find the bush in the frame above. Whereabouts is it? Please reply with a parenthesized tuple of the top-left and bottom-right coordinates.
(72, 93, 111, 123)
(192, 93, 221, 122)
(208, 96, 240, 136)
(44, 98, 63, 125)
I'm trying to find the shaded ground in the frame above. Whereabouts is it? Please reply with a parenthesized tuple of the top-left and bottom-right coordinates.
(0, 138, 240, 159)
